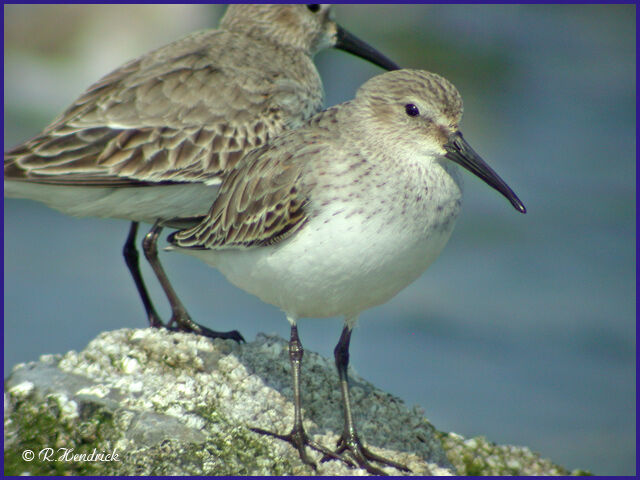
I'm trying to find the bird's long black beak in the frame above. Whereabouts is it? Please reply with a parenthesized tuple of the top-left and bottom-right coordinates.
(444, 131, 526, 214)
(335, 25, 400, 71)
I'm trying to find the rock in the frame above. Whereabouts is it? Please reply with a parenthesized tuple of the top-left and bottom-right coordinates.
(438, 433, 590, 476)
(3, 328, 585, 475)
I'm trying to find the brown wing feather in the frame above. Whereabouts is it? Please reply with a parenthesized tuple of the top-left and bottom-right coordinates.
(4, 28, 315, 187)
(171, 136, 311, 250)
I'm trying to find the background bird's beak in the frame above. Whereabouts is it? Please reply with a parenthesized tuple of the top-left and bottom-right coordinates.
(444, 131, 527, 214)
(334, 25, 401, 71)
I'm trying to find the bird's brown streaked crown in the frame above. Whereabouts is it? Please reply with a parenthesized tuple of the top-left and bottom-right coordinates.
(221, 4, 338, 54)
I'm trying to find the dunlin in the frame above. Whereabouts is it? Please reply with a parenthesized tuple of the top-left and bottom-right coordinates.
(4, 5, 399, 340)
(169, 69, 526, 473)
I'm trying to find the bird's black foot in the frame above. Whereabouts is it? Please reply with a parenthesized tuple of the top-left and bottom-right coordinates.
(147, 312, 165, 330)
(251, 424, 352, 471)
(166, 314, 245, 342)
(322, 432, 410, 475)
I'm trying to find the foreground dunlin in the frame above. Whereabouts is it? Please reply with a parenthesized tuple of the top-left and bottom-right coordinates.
(169, 69, 526, 474)
(4, 5, 398, 340)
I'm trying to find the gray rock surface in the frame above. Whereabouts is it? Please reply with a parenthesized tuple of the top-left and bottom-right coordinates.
(4, 328, 586, 475)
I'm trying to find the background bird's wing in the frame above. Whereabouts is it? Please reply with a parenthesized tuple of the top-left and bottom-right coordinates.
(4, 30, 292, 187)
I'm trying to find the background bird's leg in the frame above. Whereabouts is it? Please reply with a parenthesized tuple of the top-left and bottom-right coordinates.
(142, 221, 244, 342)
(122, 221, 164, 328)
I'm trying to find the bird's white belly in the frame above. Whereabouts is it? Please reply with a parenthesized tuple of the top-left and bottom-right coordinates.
(184, 197, 461, 320)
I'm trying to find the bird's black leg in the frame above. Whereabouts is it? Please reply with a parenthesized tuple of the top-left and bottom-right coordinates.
(326, 323, 410, 475)
(123, 221, 164, 328)
(251, 324, 349, 470)
(142, 220, 244, 342)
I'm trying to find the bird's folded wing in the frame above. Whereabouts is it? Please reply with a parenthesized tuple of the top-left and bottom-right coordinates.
(5, 31, 287, 186)
(169, 140, 310, 250)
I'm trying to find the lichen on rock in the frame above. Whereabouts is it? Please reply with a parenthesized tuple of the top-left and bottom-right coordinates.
(4, 328, 584, 475)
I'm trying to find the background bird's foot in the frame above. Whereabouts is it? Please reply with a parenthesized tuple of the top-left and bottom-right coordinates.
(167, 314, 245, 342)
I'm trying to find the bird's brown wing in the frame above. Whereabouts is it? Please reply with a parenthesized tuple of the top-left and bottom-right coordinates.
(170, 133, 313, 249)
(5, 30, 294, 187)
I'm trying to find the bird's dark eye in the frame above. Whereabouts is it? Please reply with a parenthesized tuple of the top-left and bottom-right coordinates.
(307, 4, 320, 13)
(405, 104, 420, 117)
